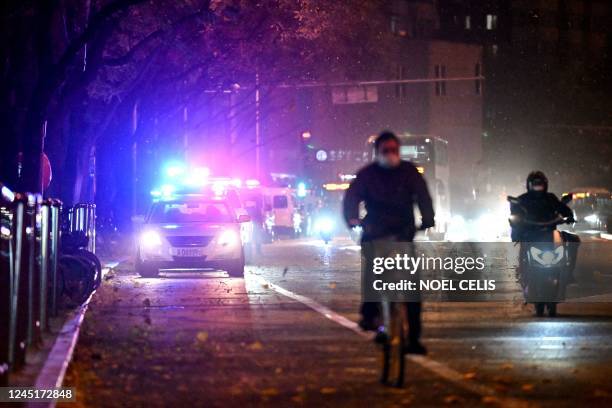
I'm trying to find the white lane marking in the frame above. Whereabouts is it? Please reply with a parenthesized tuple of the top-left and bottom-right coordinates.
(256, 276, 529, 407)
(600, 233, 612, 241)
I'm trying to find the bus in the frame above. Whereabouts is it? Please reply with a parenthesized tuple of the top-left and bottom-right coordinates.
(566, 188, 612, 233)
(368, 133, 450, 237)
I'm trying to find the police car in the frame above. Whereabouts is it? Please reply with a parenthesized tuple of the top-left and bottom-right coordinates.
(136, 194, 251, 277)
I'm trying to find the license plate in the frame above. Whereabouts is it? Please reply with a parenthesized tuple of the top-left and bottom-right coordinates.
(171, 247, 204, 257)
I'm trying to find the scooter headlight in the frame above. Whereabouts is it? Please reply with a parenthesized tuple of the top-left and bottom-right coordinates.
(529, 246, 564, 266)
(315, 217, 334, 233)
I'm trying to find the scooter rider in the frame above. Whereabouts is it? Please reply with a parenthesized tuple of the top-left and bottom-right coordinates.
(510, 171, 579, 281)
(343, 131, 435, 355)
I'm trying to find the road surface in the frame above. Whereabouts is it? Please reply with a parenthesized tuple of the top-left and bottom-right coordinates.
(61, 237, 612, 407)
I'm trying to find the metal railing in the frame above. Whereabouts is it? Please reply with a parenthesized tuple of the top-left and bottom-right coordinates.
(0, 185, 63, 385)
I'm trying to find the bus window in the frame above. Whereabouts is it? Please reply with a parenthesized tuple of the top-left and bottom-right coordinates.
(435, 141, 448, 165)
(399, 144, 429, 162)
(273, 195, 288, 209)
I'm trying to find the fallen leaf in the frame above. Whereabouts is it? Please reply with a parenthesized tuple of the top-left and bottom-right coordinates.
(594, 389, 611, 398)
(463, 372, 477, 380)
(260, 387, 279, 397)
(320, 387, 336, 394)
(443, 395, 462, 404)
(481, 396, 499, 404)
(521, 384, 535, 392)
(196, 331, 209, 342)
(247, 341, 263, 351)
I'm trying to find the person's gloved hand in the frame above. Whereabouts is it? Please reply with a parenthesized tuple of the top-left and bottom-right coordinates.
(348, 218, 361, 227)
(420, 218, 435, 230)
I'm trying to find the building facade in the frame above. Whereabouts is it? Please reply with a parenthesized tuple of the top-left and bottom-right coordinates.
(263, 0, 484, 208)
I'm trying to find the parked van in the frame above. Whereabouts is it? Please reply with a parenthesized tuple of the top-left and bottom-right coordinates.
(262, 187, 296, 235)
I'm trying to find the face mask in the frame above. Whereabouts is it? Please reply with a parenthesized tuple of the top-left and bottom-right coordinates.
(377, 153, 400, 168)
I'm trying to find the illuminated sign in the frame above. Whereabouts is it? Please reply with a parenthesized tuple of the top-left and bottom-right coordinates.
(323, 183, 350, 191)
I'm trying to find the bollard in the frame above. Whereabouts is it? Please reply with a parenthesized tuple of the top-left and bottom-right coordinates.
(49, 200, 61, 317)
(39, 201, 51, 332)
(0, 184, 15, 385)
(12, 193, 29, 370)
(26, 194, 43, 347)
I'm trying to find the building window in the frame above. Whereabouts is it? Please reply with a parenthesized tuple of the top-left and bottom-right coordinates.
(475, 63, 482, 95)
(332, 86, 378, 104)
(465, 15, 471, 30)
(486, 14, 497, 30)
(395, 65, 408, 98)
(390, 15, 399, 34)
(434, 64, 447, 96)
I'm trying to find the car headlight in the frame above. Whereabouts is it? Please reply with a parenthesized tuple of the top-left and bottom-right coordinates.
(529, 246, 564, 266)
(218, 229, 239, 246)
(315, 217, 334, 233)
(584, 214, 598, 223)
(140, 230, 162, 248)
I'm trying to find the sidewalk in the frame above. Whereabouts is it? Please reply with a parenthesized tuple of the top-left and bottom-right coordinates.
(7, 259, 125, 407)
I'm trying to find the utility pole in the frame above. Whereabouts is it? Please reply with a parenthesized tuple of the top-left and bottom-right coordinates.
(255, 73, 261, 179)
(183, 106, 189, 153)
(131, 100, 139, 217)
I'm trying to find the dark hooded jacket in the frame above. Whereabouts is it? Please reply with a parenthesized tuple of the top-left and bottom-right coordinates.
(510, 191, 573, 241)
(343, 161, 434, 242)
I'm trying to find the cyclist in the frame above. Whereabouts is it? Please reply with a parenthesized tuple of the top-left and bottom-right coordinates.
(343, 131, 434, 355)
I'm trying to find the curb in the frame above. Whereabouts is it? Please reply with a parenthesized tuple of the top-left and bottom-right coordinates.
(28, 290, 96, 408)
(27, 260, 123, 408)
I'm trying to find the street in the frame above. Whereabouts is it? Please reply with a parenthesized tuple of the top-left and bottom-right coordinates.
(61, 237, 612, 407)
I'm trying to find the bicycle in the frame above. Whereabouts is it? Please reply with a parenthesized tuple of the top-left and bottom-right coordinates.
(368, 230, 424, 388)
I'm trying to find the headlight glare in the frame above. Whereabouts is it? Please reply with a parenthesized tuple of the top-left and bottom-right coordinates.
(218, 229, 239, 246)
(140, 230, 162, 248)
(315, 217, 334, 233)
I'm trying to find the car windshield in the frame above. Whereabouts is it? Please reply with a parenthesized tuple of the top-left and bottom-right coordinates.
(149, 201, 233, 223)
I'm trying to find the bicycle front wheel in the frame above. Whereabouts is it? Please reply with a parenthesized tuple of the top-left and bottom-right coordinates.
(380, 302, 406, 387)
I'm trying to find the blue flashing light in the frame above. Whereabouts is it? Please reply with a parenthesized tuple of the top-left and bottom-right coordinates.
(297, 182, 307, 198)
(165, 162, 186, 178)
(160, 184, 176, 197)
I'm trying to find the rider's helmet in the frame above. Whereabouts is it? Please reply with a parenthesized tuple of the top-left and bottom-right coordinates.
(526, 171, 548, 192)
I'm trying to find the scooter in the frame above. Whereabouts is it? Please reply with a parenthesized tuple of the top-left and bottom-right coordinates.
(314, 215, 335, 244)
(508, 195, 575, 317)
